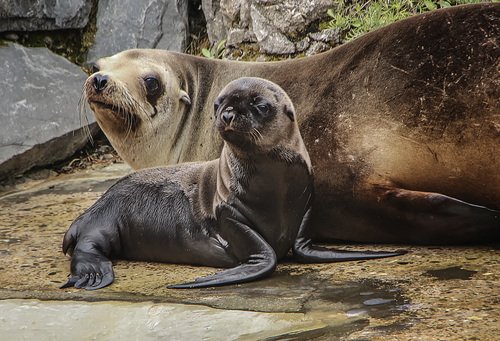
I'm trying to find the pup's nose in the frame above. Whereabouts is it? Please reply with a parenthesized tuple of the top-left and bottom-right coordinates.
(93, 74, 108, 93)
(222, 111, 234, 125)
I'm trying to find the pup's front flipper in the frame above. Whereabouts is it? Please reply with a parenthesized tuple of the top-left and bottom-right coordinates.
(293, 207, 406, 263)
(60, 250, 114, 290)
(168, 203, 277, 289)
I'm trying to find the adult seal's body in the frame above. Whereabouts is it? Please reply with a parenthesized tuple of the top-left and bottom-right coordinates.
(84, 4, 500, 244)
(62, 78, 403, 290)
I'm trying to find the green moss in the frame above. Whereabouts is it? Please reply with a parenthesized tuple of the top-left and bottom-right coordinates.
(225, 43, 272, 61)
(324, 0, 493, 42)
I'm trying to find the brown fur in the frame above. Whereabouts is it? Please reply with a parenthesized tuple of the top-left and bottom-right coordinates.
(85, 4, 500, 244)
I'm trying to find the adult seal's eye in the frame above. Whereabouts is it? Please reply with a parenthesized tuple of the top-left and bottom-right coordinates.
(255, 103, 269, 114)
(144, 77, 160, 94)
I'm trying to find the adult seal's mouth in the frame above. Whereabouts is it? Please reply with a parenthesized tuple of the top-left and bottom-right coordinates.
(89, 100, 137, 122)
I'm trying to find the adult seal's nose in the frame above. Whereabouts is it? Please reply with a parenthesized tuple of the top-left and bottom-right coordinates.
(222, 111, 234, 125)
(93, 74, 108, 93)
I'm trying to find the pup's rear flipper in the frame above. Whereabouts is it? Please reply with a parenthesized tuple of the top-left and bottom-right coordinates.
(169, 203, 277, 289)
(168, 253, 276, 289)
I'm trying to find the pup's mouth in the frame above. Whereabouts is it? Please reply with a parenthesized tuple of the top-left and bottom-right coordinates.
(218, 126, 262, 150)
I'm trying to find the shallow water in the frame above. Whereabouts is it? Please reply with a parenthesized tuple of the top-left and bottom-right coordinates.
(0, 299, 363, 340)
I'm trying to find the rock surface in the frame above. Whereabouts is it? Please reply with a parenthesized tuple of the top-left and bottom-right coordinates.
(0, 164, 498, 339)
(0, 0, 92, 32)
(87, 0, 189, 62)
(203, 0, 333, 55)
(0, 43, 96, 180)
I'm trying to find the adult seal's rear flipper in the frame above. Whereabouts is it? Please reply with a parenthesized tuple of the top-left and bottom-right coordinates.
(168, 203, 277, 289)
(382, 188, 500, 241)
(293, 207, 407, 263)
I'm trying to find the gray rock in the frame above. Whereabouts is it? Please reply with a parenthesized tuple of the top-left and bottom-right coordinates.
(203, 0, 252, 44)
(309, 28, 341, 44)
(295, 37, 311, 53)
(251, 0, 332, 35)
(258, 31, 295, 55)
(202, 0, 331, 53)
(0, 43, 97, 180)
(0, 0, 92, 32)
(251, 5, 295, 55)
(87, 0, 189, 62)
(227, 28, 256, 46)
(305, 41, 330, 56)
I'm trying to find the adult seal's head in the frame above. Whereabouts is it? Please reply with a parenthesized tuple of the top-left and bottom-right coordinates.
(83, 50, 192, 168)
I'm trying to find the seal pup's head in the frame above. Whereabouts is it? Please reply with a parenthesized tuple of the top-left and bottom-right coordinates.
(214, 77, 307, 160)
(82, 49, 191, 168)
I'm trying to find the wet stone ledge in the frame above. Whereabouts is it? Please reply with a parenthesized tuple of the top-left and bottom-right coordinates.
(0, 164, 499, 339)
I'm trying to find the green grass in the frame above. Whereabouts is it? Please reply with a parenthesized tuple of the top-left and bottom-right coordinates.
(323, 0, 491, 42)
(201, 39, 226, 59)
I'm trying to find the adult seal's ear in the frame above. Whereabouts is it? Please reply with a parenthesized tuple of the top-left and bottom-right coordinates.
(284, 104, 295, 122)
(179, 90, 191, 106)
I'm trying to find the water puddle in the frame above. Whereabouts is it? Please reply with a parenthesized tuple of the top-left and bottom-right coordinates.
(425, 266, 478, 280)
(196, 270, 410, 322)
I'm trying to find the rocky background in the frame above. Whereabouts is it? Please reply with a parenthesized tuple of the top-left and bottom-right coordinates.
(0, 0, 487, 184)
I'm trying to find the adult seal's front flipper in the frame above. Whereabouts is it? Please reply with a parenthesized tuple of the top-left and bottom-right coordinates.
(293, 207, 407, 263)
(168, 203, 277, 289)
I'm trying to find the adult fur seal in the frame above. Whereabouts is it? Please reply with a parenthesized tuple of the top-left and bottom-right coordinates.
(84, 4, 500, 244)
(62, 77, 403, 290)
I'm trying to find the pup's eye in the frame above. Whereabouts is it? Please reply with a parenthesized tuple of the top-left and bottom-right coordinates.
(214, 102, 220, 114)
(144, 77, 160, 93)
(255, 103, 269, 114)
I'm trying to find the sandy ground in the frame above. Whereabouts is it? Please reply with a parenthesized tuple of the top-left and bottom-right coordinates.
(0, 162, 498, 340)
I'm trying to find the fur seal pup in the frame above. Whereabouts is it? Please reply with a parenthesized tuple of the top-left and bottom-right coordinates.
(83, 4, 500, 244)
(62, 77, 404, 290)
